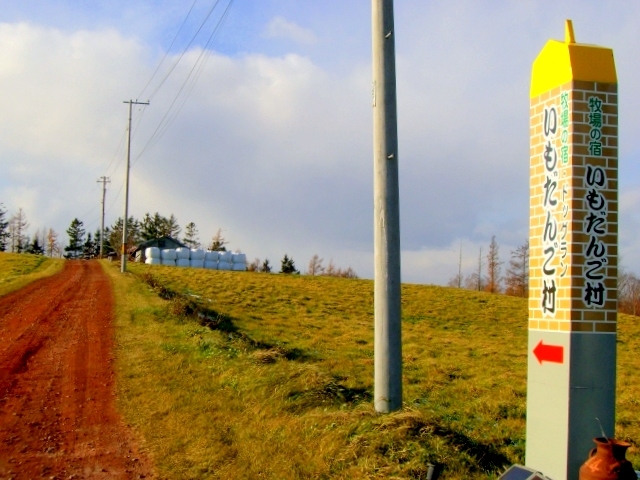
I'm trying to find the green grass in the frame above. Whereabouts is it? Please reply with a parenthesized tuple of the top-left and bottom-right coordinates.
(104, 262, 639, 478)
(0, 252, 64, 297)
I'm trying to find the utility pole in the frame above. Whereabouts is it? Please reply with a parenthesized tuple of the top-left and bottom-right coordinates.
(97, 176, 110, 258)
(121, 100, 149, 273)
(372, 0, 402, 413)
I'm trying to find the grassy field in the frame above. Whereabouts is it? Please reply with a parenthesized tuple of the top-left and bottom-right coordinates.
(103, 261, 639, 479)
(0, 252, 64, 297)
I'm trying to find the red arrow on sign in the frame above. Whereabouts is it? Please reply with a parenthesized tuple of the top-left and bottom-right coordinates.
(533, 340, 564, 364)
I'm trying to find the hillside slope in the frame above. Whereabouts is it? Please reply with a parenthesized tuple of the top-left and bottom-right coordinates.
(108, 262, 639, 479)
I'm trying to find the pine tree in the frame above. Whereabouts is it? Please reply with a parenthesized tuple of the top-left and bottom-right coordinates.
(261, 259, 271, 273)
(108, 217, 140, 255)
(82, 232, 97, 259)
(24, 234, 45, 255)
(183, 222, 200, 249)
(65, 218, 85, 259)
(280, 254, 299, 274)
(0, 203, 9, 252)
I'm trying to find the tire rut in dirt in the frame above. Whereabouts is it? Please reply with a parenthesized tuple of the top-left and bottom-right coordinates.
(0, 261, 154, 479)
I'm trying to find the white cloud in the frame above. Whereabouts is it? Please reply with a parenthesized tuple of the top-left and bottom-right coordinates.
(1, 2, 640, 285)
(264, 16, 317, 45)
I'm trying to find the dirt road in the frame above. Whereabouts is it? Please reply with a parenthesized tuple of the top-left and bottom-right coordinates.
(0, 261, 153, 479)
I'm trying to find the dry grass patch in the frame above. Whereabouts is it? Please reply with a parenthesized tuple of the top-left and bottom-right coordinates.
(104, 262, 638, 478)
(0, 252, 64, 297)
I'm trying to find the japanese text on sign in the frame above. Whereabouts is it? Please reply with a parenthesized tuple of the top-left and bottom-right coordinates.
(583, 96, 608, 308)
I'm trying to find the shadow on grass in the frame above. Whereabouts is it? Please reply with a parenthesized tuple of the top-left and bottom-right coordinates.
(379, 411, 514, 474)
(139, 271, 316, 362)
(287, 379, 372, 412)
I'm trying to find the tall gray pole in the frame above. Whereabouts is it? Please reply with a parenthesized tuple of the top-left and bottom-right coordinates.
(97, 176, 110, 259)
(121, 100, 149, 273)
(372, 0, 402, 413)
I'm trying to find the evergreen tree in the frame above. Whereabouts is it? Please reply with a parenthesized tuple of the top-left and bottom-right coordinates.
(82, 232, 97, 258)
(261, 259, 271, 273)
(108, 217, 140, 254)
(280, 254, 299, 274)
(166, 214, 181, 238)
(65, 218, 85, 259)
(24, 234, 45, 255)
(0, 203, 9, 252)
(183, 222, 200, 249)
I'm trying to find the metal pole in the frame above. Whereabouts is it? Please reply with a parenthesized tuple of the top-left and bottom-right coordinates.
(372, 0, 402, 413)
(121, 101, 133, 273)
(97, 176, 110, 259)
(120, 100, 148, 273)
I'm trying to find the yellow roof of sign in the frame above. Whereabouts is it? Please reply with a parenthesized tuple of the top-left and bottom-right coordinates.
(530, 20, 617, 98)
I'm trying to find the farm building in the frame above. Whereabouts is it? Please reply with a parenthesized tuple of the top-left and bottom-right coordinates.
(132, 236, 188, 263)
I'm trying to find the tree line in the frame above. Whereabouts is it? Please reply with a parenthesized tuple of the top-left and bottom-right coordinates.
(448, 236, 529, 297)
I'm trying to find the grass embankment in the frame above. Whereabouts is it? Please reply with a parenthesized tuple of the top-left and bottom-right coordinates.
(104, 262, 639, 479)
(0, 252, 64, 297)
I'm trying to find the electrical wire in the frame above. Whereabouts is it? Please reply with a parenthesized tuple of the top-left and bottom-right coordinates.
(133, 0, 234, 164)
(137, 0, 199, 101)
(145, 0, 223, 102)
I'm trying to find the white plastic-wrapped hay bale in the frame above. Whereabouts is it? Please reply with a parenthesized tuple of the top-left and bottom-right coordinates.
(176, 258, 190, 267)
(145, 257, 162, 265)
(231, 263, 246, 271)
(161, 249, 177, 260)
(218, 261, 231, 271)
(161, 259, 176, 266)
(175, 247, 191, 260)
(145, 247, 161, 259)
(190, 249, 205, 261)
(190, 259, 204, 269)
(231, 252, 247, 265)
(205, 251, 219, 262)
(218, 251, 232, 263)
(204, 261, 218, 270)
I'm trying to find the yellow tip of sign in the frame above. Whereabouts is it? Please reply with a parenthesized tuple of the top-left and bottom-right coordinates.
(564, 19, 575, 44)
(530, 20, 616, 98)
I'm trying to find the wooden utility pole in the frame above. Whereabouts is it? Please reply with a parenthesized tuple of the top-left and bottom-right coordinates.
(121, 100, 149, 273)
(372, 0, 402, 413)
(97, 176, 110, 258)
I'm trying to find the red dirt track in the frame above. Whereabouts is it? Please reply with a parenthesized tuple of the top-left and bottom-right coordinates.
(0, 261, 153, 479)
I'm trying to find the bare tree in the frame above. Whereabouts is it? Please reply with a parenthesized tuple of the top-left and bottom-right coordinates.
(464, 247, 485, 291)
(307, 254, 325, 276)
(505, 240, 529, 297)
(248, 258, 261, 272)
(9, 208, 29, 253)
(208, 228, 227, 251)
(447, 273, 463, 288)
(486, 236, 503, 293)
(619, 268, 640, 315)
(46, 228, 60, 257)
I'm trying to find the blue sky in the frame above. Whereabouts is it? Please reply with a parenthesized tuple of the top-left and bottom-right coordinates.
(1, 0, 640, 284)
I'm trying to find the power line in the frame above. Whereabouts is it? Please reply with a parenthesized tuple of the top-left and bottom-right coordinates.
(137, 0, 199, 100)
(133, 0, 234, 164)
(145, 0, 224, 102)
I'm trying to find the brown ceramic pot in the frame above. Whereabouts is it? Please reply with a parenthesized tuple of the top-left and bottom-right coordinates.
(579, 437, 637, 480)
